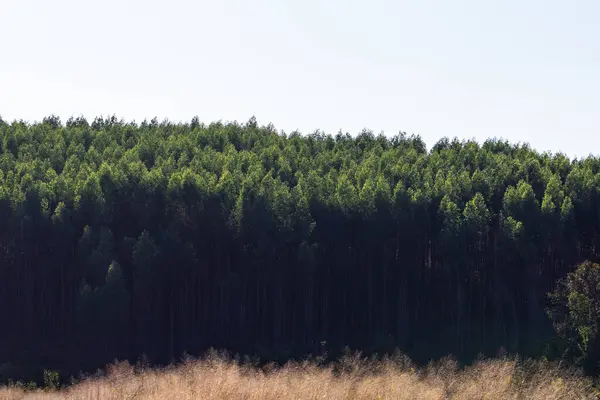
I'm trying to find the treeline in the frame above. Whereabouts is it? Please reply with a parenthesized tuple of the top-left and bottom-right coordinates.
(0, 115, 598, 379)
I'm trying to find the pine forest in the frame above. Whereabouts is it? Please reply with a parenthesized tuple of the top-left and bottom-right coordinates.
(1, 115, 600, 381)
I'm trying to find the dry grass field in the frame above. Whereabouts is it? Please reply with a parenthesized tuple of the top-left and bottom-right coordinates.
(0, 352, 597, 399)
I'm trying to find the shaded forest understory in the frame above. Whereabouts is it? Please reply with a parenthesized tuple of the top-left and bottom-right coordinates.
(1, 115, 600, 381)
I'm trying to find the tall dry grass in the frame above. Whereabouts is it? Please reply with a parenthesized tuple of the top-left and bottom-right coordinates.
(0, 351, 597, 399)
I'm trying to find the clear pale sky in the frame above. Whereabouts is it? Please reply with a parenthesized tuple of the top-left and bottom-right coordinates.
(1, 0, 598, 158)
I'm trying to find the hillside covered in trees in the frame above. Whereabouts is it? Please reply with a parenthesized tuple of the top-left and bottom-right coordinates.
(0, 115, 599, 380)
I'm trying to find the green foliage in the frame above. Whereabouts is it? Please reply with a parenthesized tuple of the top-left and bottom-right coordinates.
(0, 116, 599, 380)
(548, 261, 600, 373)
(43, 369, 60, 390)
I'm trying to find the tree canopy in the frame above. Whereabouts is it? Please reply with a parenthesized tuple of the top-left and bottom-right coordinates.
(0, 115, 598, 379)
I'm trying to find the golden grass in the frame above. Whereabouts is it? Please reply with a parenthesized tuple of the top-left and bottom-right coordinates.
(0, 352, 597, 399)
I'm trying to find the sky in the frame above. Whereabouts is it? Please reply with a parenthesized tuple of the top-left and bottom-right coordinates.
(1, 0, 598, 158)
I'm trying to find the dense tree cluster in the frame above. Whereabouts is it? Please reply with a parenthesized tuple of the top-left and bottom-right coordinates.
(0, 115, 598, 378)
